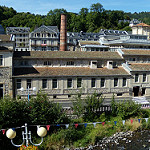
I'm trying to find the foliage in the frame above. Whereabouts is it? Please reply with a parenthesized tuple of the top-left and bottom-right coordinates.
(18, 145, 38, 150)
(0, 93, 70, 150)
(29, 92, 70, 124)
(72, 92, 85, 118)
(0, 3, 132, 33)
(110, 97, 143, 120)
(72, 92, 104, 122)
(84, 93, 105, 121)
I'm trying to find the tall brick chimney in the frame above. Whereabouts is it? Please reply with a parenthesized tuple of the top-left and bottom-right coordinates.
(60, 14, 67, 51)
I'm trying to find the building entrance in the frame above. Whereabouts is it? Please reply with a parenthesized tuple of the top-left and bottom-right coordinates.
(133, 86, 139, 97)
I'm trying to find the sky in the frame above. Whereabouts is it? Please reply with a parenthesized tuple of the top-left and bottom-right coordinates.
(1, 0, 150, 15)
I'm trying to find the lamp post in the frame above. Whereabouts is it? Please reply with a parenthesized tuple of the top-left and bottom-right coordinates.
(20, 87, 37, 102)
(6, 123, 47, 147)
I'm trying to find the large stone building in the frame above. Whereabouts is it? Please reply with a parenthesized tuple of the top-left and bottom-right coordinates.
(13, 51, 131, 103)
(0, 34, 14, 98)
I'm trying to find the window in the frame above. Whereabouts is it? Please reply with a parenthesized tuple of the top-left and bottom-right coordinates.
(129, 58, 136, 61)
(135, 74, 139, 82)
(27, 79, 31, 88)
(20, 61, 28, 66)
(101, 78, 105, 87)
(143, 73, 146, 82)
(67, 61, 74, 66)
(42, 47, 46, 51)
(44, 61, 51, 65)
(91, 78, 96, 87)
(67, 78, 72, 88)
(52, 79, 57, 88)
(114, 78, 118, 87)
(0, 55, 3, 66)
(42, 79, 47, 89)
(113, 62, 117, 68)
(77, 78, 82, 88)
(123, 78, 127, 87)
(16, 79, 21, 89)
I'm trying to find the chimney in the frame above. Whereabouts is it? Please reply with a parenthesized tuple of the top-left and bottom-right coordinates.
(60, 14, 67, 51)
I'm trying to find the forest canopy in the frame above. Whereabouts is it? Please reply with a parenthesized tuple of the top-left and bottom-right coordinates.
(0, 3, 149, 32)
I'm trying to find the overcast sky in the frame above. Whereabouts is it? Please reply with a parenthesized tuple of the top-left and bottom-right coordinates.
(1, 0, 150, 15)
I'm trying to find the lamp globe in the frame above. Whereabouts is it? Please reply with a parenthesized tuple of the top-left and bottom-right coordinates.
(6, 129, 16, 139)
(37, 127, 47, 137)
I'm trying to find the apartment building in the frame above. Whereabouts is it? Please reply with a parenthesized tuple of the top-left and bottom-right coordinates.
(6, 27, 30, 51)
(30, 25, 59, 51)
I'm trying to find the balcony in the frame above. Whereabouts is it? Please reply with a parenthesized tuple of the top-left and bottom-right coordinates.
(110, 87, 129, 93)
(31, 43, 58, 47)
(88, 88, 109, 94)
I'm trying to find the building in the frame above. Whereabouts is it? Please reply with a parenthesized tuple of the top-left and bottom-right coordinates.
(30, 25, 59, 51)
(13, 51, 131, 103)
(118, 49, 150, 97)
(132, 23, 150, 39)
(100, 34, 150, 51)
(6, 27, 30, 51)
(79, 40, 109, 51)
(0, 34, 14, 98)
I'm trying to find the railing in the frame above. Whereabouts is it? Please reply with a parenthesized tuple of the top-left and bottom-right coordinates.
(62, 105, 112, 116)
(31, 44, 58, 47)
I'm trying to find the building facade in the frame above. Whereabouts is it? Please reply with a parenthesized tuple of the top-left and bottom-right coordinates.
(0, 35, 14, 98)
(30, 25, 59, 51)
(6, 27, 30, 51)
(13, 51, 131, 102)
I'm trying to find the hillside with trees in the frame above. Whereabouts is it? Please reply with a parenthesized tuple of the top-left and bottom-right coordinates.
(0, 3, 150, 32)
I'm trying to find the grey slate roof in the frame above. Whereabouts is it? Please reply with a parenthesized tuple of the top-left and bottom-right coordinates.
(13, 51, 123, 60)
(31, 25, 59, 34)
(13, 67, 130, 77)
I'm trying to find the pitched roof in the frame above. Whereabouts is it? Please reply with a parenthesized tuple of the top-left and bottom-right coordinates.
(0, 35, 11, 41)
(79, 40, 100, 46)
(32, 25, 59, 34)
(13, 67, 130, 77)
(13, 51, 123, 60)
(129, 63, 150, 71)
(132, 23, 150, 27)
(122, 49, 150, 56)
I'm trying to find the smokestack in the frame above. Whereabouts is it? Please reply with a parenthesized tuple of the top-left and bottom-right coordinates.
(60, 14, 67, 51)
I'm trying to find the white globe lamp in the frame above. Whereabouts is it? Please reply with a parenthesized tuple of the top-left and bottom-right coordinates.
(6, 129, 16, 139)
(37, 127, 47, 137)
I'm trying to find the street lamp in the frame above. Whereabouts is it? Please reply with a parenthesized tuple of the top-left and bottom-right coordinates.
(6, 123, 47, 147)
(20, 87, 37, 102)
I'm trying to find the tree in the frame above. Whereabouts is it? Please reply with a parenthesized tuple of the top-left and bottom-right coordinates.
(90, 3, 104, 13)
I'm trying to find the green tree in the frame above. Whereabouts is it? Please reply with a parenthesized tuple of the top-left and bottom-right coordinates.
(90, 3, 104, 13)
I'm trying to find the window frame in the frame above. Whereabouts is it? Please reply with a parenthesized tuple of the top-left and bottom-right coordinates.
(114, 78, 118, 87)
(143, 73, 147, 82)
(135, 74, 139, 82)
(91, 78, 96, 88)
(52, 79, 57, 89)
(67, 78, 72, 88)
(123, 78, 127, 87)
(16, 79, 21, 89)
(27, 79, 32, 89)
(77, 78, 82, 88)
(42, 79, 47, 89)
(101, 78, 105, 87)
